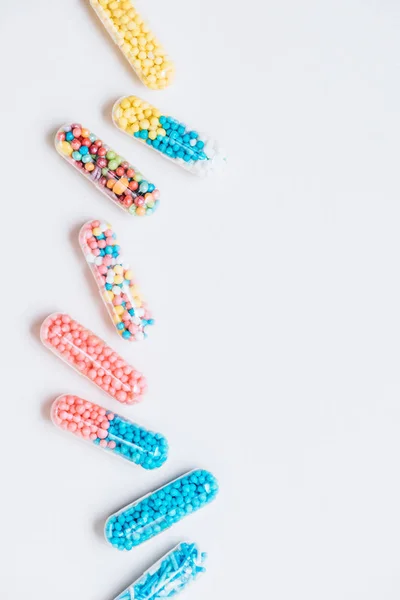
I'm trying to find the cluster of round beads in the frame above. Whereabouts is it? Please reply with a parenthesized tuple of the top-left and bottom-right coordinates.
(80, 220, 154, 341)
(52, 395, 168, 469)
(41, 313, 146, 404)
(105, 470, 219, 550)
(90, 0, 174, 89)
(113, 96, 227, 176)
(56, 124, 159, 216)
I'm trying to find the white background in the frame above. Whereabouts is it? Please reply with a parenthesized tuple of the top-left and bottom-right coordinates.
(1, 0, 400, 598)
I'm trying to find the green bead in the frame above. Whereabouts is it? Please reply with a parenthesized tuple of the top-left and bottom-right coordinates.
(106, 150, 116, 160)
(108, 159, 118, 170)
(101, 167, 109, 175)
(115, 155, 123, 166)
(134, 173, 143, 182)
(128, 205, 137, 214)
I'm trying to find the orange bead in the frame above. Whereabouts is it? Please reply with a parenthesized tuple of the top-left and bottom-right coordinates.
(113, 177, 129, 195)
(136, 206, 146, 216)
(106, 179, 115, 190)
(81, 128, 90, 138)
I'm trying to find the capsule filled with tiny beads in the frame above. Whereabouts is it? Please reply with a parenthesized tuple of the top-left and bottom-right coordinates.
(52, 395, 168, 469)
(105, 469, 219, 550)
(79, 220, 154, 342)
(89, 0, 174, 90)
(113, 542, 207, 600)
(55, 124, 160, 216)
(113, 96, 227, 176)
(41, 314, 147, 404)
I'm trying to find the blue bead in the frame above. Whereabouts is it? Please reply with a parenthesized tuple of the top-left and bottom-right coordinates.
(159, 116, 166, 125)
(190, 131, 199, 139)
(105, 246, 113, 254)
(196, 140, 204, 149)
(117, 322, 125, 330)
(122, 330, 131, 339)
(65, 132, 74, 141)
(80, 145, 89, 155)
(134, 131, 140, 137)
(148, 184, 155, 192)
(178, 125, 185, 135)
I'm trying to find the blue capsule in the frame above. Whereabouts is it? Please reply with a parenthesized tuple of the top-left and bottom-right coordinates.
(105, 470, 219, 550)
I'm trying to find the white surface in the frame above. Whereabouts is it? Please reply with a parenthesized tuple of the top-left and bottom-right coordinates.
(1, 0, 400, 598)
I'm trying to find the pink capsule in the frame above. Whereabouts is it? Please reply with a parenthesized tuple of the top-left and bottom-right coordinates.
(41, 313, 147, 405)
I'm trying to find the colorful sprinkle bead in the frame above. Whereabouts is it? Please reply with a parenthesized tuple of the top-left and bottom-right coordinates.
(79, 220, 154, 341)
(105, 470, 219, 550)
(114, 542, 207, 600)
(52, 395, 168, 469)
(55, 124, 160, 216)
(89, 0, 174, 90)
(41, 313, 147, 404)
(113, 96, 227, 176)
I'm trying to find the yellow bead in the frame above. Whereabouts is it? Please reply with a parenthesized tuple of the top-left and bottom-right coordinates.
(92, 227, 102, 236)
(104, 290, 114, 302)
(115, 305, 124, 316)
(113, 314, 121, 324)
(132, 98, 141, 107)
(114, 275, 124, 284)
(124, 270, 133, 280)
(133, 297, 142, 308)
(148, 130, 157, 140)
(120, 98, 131, 109)
(139, 119, 150, 130)
(118, 117, 128, 129)
(114, 265, 123, 275)
(138, 51, 146, 60)
(59, 141, 73, 156)
(157, 128, 166, 136)
(131, 123, 139, 133)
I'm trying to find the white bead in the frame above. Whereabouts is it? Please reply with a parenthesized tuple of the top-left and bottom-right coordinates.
(136, 308, 145, 317)
(135, 332, 145, 341)
(95, 257, 103, 266)
(112, 285, 122, 295)
(189, 138, 197, 147)
(100, 222, 108, 232)
(86, 253, 95, 263)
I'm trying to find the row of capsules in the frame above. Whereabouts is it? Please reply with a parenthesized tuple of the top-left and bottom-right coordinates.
(46, 1, 227, 598)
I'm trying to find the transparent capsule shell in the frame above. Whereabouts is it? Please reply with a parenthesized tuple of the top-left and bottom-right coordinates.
(55, 123, 160, 217)
(89, 0, 174, 90)
(113, 96, 227, 176)
(52, 395, 168, 469)
(105, 469, 219, 550)
(114, 542, 207, 600)
(41, 313, 147, 404)
(79, 220, 154, 342)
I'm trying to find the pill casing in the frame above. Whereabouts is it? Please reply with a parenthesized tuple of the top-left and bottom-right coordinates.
(41, 313, 146, 404)
(89, 0, 174, 90)
(113, 96, 227, 176)
(79, 220, 154, 342)
(55, 124, 160, 217)
(114, 542, 207, 600)
(52, 395, 168, 469)
(105, 470, 219, 550)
